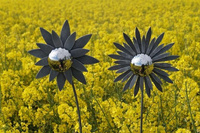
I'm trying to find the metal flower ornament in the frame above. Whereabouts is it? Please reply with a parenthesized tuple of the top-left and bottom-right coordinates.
(28, 20, 99, 133)
(108, 27, 179, 133)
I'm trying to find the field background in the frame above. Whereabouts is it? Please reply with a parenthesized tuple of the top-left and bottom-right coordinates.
(0, 0, 199, 132)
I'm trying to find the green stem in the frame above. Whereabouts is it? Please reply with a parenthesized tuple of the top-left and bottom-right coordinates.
(72, 82, 82, 133)
(140, 89, 143, 133)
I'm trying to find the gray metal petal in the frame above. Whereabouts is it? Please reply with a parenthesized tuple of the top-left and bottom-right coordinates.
(135, 27, 141, 46)
(141, 36, 145, 53)
(145, 27, 151, 47)
(49, 69, 59, 81)
(72, 68, 86, 84)
(149, 44, 164, 57)
(116, 66, 131, 73)
(154, 63, 171, 68)
(35, 57, 48, 66)
(108, 64, 130, 70)
(40, 28, 54, 47)
(114, 60, 130, 65)
(153, 68, 169, 77)
(64, 32, 76, 50)
(159, 67, 179, 71)
(52, 30, 63, 48)
(152, 53, 170, 62)
(122, 71, 133, 82)
(145, 76, 153, 90)
(152, 43, 174, 57)
(28, 49, 47, 58)
(72, 59, 88, 72)
(113, 43, 133, 56)
(114, 70, 131, 82)
(70, 48, 89, 58)
(57, 73, 66, 91)
(133, 37, 141, 54)
(134, 77, 140, 96)
(150, 74, 163, 92)
(36, 43, 54, 54)
(36, 65, 51, 79)
(60, 20, 70, 44)
(64, 68, 73, 84)
(153, 55, 179, 62)
(122, 76, 133, 92)
(108, 54, 131, 60)
(144, 77, 151, 97)
(117, 51, 133, 60)
(139, 76, 144, 92)
(123, 33, 137, 53)
(145, 38, 155, 54)
(129, 75, 138, 89)
(149, 73, 162, 84)
(76, 55, 99, 64)
(73, 34, 92, 49)
(123, 43, 136, 56)
(155, 72, 173, 83)
(152, 32, 164, 50)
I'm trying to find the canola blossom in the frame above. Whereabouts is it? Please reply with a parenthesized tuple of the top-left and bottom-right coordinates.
(0, 0, 200, 132)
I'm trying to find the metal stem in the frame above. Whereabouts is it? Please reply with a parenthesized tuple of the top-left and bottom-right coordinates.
(72, 81, 82, 133)
(140, 89, 143, 133)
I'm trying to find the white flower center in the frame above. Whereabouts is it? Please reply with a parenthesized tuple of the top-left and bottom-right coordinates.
(49, 48, 71, 61)
(131, 54, 152, 66)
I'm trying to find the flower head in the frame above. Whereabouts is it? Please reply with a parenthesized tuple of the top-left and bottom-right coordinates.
(28, 20, 99, 90)
(109, 27, 179, 97)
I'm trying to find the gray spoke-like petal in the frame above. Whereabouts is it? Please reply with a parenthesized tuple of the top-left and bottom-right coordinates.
(64, 32, 76, 50)
(36, 66, 51, 79)
(134, 77, 140, 96)
(76, 55, 99, 64)
(155, 72, 173, 83)
(49, 69, 59, 81)
(149, 44, 164, 57)
(123, 43, 136, 56)
(145, 76, 153, 90)
(153, 68, 169, 77)
(73, 34, 92, 49)
(28, 49, 47, 58)
(52, 30, 63, 48)
(152, 32, 164, 50)
(35, 57, 48, 66)
(64, 68, 72, 84)
(36, 43, 54, 54)
(152, 53, 170, 62)
(152, 43, 174, 57)
(60, 20, 70, 44)
(72, 59, 88, 72)
(145, 27, 151, 47)
(141, 36, 145, 53)
(116, 66, 131, 73)
(135, 27, 141, 46)
(57, 73, 66, 91)
(108, 54, 131, 60)
(114, 60, 130, 65)
(150, 73, 163, 92)
(133, 37, 141, 54)
(140, 76, 144, 91)
(145, 38, 155, 54)
(150, 73, 162, 84)
(123, 76, 133, 92)
(154, 63, 171, 68)
(122, 71, 133, 82)
(129, 75, 138, 89)
(117, 51, 133, 60)
(144, 77, 151, 97)
(159, 66, 179, 71)
(108, 64, 129, 70)
(40, 28, 54, 47)
(123, 33, 137, 53)
(70, 48, 89, 58)
(153, 55, 179, 62)
(113, 43, 133, 56)
(72, 68, 86, 84)
(114, 70, 131, 82)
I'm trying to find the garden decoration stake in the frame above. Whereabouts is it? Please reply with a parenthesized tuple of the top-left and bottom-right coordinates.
(108, 27, 179, 133)
(28, 20, 99, 133)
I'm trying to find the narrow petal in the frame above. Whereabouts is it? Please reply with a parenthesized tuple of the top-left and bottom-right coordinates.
(141, 36, 145, 53)
(145, 38, 155, 54)
(144, 77, 151, 97)
(64, 68, 73, 84)
(152, 32, 164, 50)
(36, 43, 54, 54)
(153, 55, 179, 62)
(113, 42, 133, 56)
(28, 49, 47, 58)
(108, 64, 129, 70)
(60, 20, 70, 44)
(35, 57, 48, 66)
(159, 67, 179, 71)
(117, 51, 133, 60)
(108, 54, 130, 60)
(153, 68, 169, 77)
(57, 73, 66, 91)
(133, 37, 141, 54)
(145, 76, 153, 90)
(152, 43, 174, 57)
(72, 68, 86, 84)
(52, 30, 63, 48)
(114, 70, 131, 82)
(154, 63, 171, 68)
(122, 71, 133, 82)
(122, 76, 133, 92)
(150, 74, 163, 92)
(49, 69, 59, 81)
(70, 48, 89, 58)
(73, 34, 92, 49)
(40, 28, 54, 47)
(123, 43, 136, 56)
(116, 66, 131, 73)
(72, 59, 88, 72)
(123, 33, 137, 53)
(145, 27, 151, 47)
(76, 55, 99, 64)
(152, 53, 170, 62)
(149, 73, 162, 84)
(36, 66, 51, 79)
(129, 75, 138, 89)
(139, 77, 144, 92)
(64, 32, 76, 50)
(114, 60, 130, 65)
(149, 44, 164, 57)
(134, 77, 140, 96)
(155, 73, 173, 83)
(135, 27, 141, 46)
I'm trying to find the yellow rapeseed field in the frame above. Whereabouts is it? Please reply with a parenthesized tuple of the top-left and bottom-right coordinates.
(0, 0, 199, 132)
